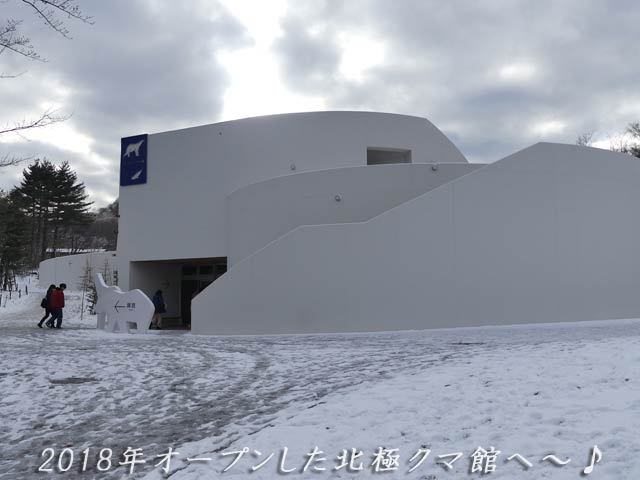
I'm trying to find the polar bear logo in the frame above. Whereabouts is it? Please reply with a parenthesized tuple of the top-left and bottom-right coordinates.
(123, 139, 145, 158)
(94, 273, 154, 333)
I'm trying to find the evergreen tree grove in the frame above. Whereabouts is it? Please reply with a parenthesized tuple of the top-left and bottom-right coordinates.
(0, 191, 29, 288)
(12, 159, 93, 266)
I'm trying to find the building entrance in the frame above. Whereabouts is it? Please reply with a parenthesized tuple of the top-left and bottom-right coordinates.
(179, 262, 226, 327)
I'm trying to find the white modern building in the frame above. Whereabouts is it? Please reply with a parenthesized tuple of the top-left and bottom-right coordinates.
(114, 111, 640, 334)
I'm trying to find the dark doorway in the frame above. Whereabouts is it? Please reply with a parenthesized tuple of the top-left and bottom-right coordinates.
(180, 260, 227, 327)
(180, 280, 198, 327)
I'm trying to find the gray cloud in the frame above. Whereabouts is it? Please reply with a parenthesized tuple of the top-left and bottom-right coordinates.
(1, 0, 249, 205)
(3, 0, 640, 205)
(273, 0, 640, 163)
(274, 19, 341, 91)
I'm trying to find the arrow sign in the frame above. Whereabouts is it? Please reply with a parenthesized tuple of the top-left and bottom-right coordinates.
(114, 300, 125, 313)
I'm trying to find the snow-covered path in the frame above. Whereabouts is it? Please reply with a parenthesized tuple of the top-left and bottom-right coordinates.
(2, 288, 640, 479)
(0, 290, 483, 479)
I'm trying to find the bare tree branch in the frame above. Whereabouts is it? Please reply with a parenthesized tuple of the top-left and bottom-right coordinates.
(0, 1, 92, 167)
(0, 70, 27, 79)
(19, 0, 93, 39)
(627, 122, 640, 138)
(626, 122, 640, 158)
(0, 1, 93, 62)
(0, 153, 31, 168)
(0, 19, 42, 60)
(607, 133, 630, 154)
(0, 108, 70, 136)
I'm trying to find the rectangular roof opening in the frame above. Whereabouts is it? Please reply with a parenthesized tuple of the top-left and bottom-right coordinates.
(367, 147, 412, 165)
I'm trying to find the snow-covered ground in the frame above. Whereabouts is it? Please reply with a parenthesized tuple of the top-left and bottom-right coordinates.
(1, 281, 640, 479)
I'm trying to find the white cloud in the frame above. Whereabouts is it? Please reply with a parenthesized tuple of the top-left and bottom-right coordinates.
(217, 0, 325, 120)
(497, 62, 538, 83)
(219, 48, 325, 120)
(531, 120, 566, 136)
(219, 0, 287, 48)
(1, 122, 93, 156)
(338, 34, 386, 82)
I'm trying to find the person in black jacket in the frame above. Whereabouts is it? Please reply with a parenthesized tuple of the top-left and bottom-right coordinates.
(37, 285, 56, 328)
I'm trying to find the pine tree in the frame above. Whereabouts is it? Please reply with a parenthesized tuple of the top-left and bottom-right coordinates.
(49, 161, 93, 258)
(0, 191, 29, 288)
(12, 159, 56, 265)
(12, 159, 93, 265)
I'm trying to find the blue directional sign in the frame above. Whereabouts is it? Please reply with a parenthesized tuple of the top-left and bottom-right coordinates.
(120, 134, 148, 186)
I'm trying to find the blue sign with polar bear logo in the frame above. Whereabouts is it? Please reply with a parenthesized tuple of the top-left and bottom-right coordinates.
(120, 134, 148, 186)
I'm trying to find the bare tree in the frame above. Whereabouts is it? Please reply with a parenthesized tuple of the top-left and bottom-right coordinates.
(576, 123, 640, 158)
(608, 134, 630, 154)
(626, 122, 640, 158)
(1, 0, 92, 166)
(575, 131, 594, 147)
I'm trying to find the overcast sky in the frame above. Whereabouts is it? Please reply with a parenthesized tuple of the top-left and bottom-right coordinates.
(1, 0, 639, 207)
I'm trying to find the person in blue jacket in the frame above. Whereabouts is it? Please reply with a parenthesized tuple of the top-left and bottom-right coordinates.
(151, 290, 166, 329)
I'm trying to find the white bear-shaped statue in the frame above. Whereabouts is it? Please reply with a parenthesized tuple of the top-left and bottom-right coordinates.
(93, 273, 154, 333)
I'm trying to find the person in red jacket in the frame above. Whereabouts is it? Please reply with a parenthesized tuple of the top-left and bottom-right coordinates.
(48, 283, 66, 329)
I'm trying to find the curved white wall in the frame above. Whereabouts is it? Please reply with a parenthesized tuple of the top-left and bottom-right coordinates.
(193, 143, 640, 335)
(117, 112, 466, 289)
(39, 252, 117, 289)
(227, 163, 482, 264)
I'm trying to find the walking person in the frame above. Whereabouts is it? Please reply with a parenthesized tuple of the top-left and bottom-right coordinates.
(37, 284, 56, 328)
(151, 290, 166, 329)
(49, 283, 67, 329)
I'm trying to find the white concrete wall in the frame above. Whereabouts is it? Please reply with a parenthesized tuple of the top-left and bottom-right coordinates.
(228, 163, 482, 264)
(117, 112, 467, 289)
(193, 143, 640, 335)
(128, 262, 181, 317)
(39, 252, 117, 289)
